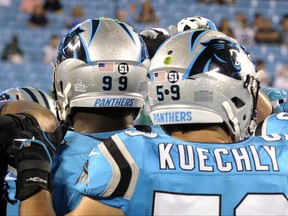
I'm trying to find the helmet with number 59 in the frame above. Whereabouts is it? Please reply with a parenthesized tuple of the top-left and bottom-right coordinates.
(148, 29, 259, 142)
(54, 17, 150, 121)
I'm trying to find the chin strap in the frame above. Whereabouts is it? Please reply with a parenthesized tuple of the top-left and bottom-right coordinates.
(53, 64, 72, 122)
(55, 83, 71, 121)
(244, 74, 260, 135)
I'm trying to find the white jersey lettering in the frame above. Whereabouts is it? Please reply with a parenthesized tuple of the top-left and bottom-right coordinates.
(158, 144, 279, 172)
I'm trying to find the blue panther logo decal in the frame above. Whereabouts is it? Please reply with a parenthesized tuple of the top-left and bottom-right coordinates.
(187, 38, 242, 80)
(57, 20, 101, 64)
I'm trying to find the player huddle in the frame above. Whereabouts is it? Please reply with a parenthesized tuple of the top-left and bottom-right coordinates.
(1, 16, 288, 215)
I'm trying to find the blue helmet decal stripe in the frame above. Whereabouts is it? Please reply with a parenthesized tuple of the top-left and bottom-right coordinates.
(117, 22, 135, 44)
(207, 20, 217, 30)
(214, 53, 227, 63)
(37, 89, 51, 110)
(213, 44, 225, 50)
(183, 51, 200, 79)
(190, 30, 207, 54)
(115, 21, 144, 63)
(116, 20, 148, 64)
(203, 58, 212, 72)
(88, 19, 101, 47)
(183, 47, 206, 79)
(183, 31, 207, 79)
(75, 25, 91, 64)
(74, 20, 101, 64)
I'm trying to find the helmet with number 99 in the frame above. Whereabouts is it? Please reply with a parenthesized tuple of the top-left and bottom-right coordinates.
(54, 17, 150, 121)
(148, 29, 259, 141)
(0, 86, 57, 116)
(177, 16, 218, 33)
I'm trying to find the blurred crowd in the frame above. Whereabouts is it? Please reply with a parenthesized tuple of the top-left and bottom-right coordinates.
(1, 0, 288, 90)
(218, 11, 288, 46)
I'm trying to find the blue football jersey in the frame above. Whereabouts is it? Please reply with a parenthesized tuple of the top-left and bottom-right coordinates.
(3, 125, 164, 215)
(255, 112, 288, 136)
(52, 129, 125, 215)
(75, 130, 288, 215)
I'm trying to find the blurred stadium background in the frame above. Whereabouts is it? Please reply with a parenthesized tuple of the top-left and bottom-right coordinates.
(0, 0, 287, 93)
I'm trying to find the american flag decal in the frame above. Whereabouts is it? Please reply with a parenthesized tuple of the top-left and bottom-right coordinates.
(153, 71, 166, 82)
(98, 62, 115, 72)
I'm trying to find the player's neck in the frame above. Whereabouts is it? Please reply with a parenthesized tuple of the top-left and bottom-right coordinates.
(72, 112, 134, 133)
(171, 128, 233, 144)
(257, 92, 273, 123)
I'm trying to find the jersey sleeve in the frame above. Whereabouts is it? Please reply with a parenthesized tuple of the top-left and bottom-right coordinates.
(4, 167, 18, 205)
(74, 143, 114, 194)
(74, 134, 137, 210)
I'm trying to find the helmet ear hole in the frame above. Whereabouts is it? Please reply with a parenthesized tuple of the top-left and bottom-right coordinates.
(231, 97, 245, 109)
(59, 81, 64, 94)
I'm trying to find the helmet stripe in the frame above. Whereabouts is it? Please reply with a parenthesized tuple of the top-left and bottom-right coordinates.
(88, 19, 101, 47)
(20, 87, 39, 103)
(117, 22, 135, 44)
(190, 30, 206, 54)
(37, 89, 51, 110)
(116, 21, 144, 63)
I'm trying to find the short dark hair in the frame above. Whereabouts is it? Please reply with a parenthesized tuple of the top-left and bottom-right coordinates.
(68, 107, 140, 125)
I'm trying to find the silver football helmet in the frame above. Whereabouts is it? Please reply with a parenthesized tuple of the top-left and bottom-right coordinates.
(148, 29, 259, 141)
(177, 16, 218, 33)
(0, 86, 57, 116)
(54, 17, 150, 121)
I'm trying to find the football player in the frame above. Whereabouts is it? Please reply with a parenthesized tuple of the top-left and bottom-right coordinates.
(0, 86, 57, 215)
(0, 97, 57, 215)
(70, 29, 288, 215)
(9, 17, 151, 215)
(11, 29, 288, 215)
